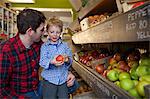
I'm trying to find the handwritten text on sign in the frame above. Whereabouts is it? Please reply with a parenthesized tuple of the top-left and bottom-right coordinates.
(126, 5, 150, 40)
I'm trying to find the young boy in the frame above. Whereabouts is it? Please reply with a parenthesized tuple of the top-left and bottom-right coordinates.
(39, 17, 72, 99)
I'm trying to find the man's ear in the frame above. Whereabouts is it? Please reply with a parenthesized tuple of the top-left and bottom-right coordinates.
(26, 28, 33, 36)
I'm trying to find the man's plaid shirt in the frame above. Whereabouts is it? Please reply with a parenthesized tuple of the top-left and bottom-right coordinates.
(0, 34, 43, 98)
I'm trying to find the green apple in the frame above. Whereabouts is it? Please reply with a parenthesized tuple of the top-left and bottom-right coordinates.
(119, 72, 131, 81)
(139, 57, 150, 66)
(114, 81, 120, 87)
(129, 67, 139, 80)
(120, 79, 134, 91)
(107, 69, 119, 81)
(136, 80, 150, 96)
(139, 75, 150, 83)
(128, 88, 141, 98)
(136, 65, 150, 77)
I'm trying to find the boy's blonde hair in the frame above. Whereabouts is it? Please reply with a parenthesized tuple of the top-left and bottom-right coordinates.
(46, 17, 63, 32)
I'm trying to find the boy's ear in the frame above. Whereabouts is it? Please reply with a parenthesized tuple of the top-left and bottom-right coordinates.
(26, 28, 33, 36)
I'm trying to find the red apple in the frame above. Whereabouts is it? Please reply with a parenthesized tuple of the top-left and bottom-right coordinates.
(118, 61, 130, 72)
(102, 70, 110, 78)
(124, 66, 130, 72)
(91, 50, 99, 59)
(127, 54, 136, 62)
(56, 55, 64, 62)
(113, 53, 121, 62)
(88, 55, 93, 61)
(83, 59, 87, 64)
(86, 61, 91, 67)
(99, 54, 106, 59)
(109, 58, 117, 65)
(95, 64, 105, 74)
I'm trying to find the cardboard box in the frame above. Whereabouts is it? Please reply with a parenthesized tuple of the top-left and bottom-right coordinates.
(80, 18, 89, 31)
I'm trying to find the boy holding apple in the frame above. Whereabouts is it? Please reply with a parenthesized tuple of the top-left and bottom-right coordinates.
(39, 17, 73, 99)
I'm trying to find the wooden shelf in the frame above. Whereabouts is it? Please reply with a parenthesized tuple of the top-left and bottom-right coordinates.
(78, 0, 118, 20)
(72, 2, 150, 44)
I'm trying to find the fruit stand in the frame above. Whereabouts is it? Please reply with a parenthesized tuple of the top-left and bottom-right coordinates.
(70, 0, 150, 98)
(72, 60, 133, 98)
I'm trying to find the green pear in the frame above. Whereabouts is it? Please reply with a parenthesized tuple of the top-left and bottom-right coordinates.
(139, 57, 150, 66)
(139, 75, 150, 83)
(136, 65, 150, 77)
(136, 80, 150, 96)
(128, 88, 141, 98)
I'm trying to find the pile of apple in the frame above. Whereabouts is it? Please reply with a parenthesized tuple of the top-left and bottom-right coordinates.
(104, 53, 150, 98)
(88, 13, 109, 27)
(78, 50, 108, 67)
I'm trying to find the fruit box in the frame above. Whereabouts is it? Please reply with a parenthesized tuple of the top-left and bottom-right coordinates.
(91, 56, 112, 69)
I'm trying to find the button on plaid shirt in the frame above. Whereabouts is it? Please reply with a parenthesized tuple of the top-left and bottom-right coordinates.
(0, 34, 43, 98)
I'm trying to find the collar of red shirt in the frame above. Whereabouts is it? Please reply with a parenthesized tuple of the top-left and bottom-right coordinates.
(15, 34, 43, 53)
(15, 34, 27, 53)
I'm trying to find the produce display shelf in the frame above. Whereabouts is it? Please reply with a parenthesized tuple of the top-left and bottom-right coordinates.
(72, 2, 150, 44)
(72, 60, 134, 98)
(78, 0, 118, 20)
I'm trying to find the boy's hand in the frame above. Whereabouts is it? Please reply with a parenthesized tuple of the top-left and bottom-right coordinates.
(51, 55, 65, 66)
(63, 55, 69, 63)
(67, 72, 75, 87)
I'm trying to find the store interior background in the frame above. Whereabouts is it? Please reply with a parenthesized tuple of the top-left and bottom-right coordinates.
(1, 0, 150, 98)
(2, 0, 78, 37)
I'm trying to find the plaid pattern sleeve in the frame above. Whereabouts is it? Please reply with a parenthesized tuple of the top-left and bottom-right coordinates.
(0, 35, 42, 98)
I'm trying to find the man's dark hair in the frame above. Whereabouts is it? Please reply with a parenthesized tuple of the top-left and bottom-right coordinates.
(17, 9, 46, 34)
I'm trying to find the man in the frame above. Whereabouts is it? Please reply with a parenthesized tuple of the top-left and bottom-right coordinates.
(0, 9, 75, 98)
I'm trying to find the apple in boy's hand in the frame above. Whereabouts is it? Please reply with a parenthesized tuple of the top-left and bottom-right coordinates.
(56, 55, 64, 62)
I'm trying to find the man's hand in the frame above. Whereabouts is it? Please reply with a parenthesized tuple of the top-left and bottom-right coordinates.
(67, 72, 75, 87)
